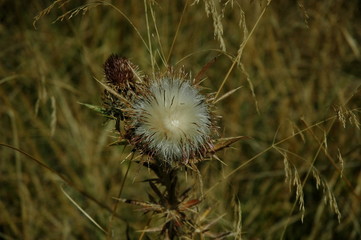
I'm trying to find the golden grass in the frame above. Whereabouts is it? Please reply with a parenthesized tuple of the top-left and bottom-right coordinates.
(1, 0, 360, 239)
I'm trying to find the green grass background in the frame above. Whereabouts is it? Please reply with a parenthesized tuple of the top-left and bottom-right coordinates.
(1, 0, 361, 239)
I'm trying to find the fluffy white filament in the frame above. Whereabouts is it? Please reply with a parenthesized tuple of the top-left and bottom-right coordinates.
(133, 78, 211, 162)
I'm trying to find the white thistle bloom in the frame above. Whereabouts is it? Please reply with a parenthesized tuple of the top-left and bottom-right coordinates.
(131, 77, 212, 163)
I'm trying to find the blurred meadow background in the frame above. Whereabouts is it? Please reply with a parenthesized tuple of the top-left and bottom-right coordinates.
(1, 0, 361, 239)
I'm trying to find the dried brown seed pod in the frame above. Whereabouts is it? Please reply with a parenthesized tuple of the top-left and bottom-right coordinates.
(104, 54, 135, 88)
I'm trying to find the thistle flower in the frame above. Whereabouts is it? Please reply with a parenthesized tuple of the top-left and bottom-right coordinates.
(102, 56, 215, 165)
(129, 76, 213, 163)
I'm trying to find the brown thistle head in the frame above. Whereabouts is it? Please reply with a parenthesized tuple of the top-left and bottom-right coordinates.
(104, 54, 135, 89)
(102, 55, 145, 123)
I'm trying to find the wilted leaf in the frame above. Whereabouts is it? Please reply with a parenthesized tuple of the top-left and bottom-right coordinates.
(179, 199, 201, 211)
(113, 197, 164, 212)
(137, 226, 163, 233)
(78, 102, 106, 114)
(108, 139, 128, 146)
(212, 136, 249, 152)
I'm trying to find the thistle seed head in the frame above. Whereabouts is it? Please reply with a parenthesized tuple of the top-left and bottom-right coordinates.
(102, 55, 216, 165)
(130, 77, 213, 163)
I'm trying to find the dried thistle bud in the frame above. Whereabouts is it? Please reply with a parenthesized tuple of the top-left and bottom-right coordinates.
(128, 75, 214, 164)
(104, 54, 135, 88)
(102, 55, 144, 122)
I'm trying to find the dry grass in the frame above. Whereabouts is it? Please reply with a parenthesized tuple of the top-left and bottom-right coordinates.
(1, 0, 361, 239)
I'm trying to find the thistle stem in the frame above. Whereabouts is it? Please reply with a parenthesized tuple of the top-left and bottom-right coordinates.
(151, 161, 182, 239)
